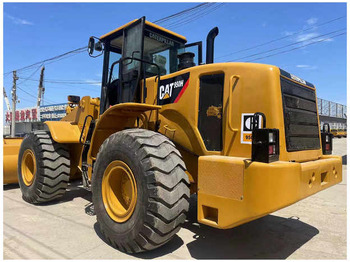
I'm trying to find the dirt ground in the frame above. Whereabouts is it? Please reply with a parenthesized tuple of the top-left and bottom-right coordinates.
(3, 138, 347, 259)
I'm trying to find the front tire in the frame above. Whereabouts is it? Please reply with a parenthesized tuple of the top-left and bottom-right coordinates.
(18, 131, 70, 204)
(92, 129, 190, 253)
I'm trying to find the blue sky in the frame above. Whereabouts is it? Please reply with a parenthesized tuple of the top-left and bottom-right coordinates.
(3, 2, 347, 114)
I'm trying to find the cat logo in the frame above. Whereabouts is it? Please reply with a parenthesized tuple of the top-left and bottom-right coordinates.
(158, 73, 190, 105)
(159, 80, 184, 100)
(290, 73, 306, 85)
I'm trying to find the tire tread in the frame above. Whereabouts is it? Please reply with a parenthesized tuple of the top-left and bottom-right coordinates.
(95, 129, 189, 253)
(19, 131, 70, 204)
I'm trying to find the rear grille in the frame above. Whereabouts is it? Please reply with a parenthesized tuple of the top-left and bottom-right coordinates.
(280, 76, 320, 151)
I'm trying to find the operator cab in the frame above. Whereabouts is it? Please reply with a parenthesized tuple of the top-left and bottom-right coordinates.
(89, 17, 202, 113)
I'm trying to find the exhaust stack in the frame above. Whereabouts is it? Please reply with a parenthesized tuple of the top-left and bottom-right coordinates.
(206, 27, 219, 64)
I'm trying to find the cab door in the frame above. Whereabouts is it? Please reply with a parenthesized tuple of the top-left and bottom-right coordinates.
(119, 17, 145, 103)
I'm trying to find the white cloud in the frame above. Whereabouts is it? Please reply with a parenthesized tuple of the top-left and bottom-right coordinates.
(4, 13, 33, 25)
(85, 80, 100, 87)
(296, 64, 318, 70)
(318, 37, 334, 42)
(296, 32, 319, 42)
(306, 17, 318, 26)
(283, 31, 294, 36)
(284, 17, 334, 47)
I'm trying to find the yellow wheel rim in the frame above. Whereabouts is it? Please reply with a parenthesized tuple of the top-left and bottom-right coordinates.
(21, 149, 36, 186)
(102, 160, 137, 223)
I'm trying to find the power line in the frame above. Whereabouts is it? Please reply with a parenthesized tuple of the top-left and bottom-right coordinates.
(246, 32, 346, 62)
(17, 77, 100, 85)
(4, 3, 221, 78)
(17, 86, 38, 99)
(4, 46, 86, 75)
(17, 85, 56, 104)
(167, 3, 224, 30)
(216, 15, 346, 60)
(153, 3, 210, 24)
(42, 50, 86, 67)
(172, 3, 225, 29)
(161, 3, 216, 27)
(17, 64, 43, 85)
(229, 28, 346, 62)
(5, 4, 215, 76)
(17, 96, 36, 104)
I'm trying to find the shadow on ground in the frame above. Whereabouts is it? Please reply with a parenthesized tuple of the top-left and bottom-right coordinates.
(184, 196, 319, 259)
(3, 180, 92, 206)
(5, 180, 319, 259)
(94, 222, 185, 259)
(93, 195, 319, 259)
(3, 184, 20, 190)
(41, 180, 92, 206)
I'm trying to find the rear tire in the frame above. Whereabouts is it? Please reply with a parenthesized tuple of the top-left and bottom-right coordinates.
(18, 131, 70, 204)
(92, 129, 190, 253)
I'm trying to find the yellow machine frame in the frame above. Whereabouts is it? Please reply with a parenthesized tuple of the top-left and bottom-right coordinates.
(43, 61, 342, 229)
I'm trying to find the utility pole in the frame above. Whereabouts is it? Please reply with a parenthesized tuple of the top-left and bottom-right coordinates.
(11, 71, 19, 137)
(3, 87, 11, 111)
(37, 66, 45, 107)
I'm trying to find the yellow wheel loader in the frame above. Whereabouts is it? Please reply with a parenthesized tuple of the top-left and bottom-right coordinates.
(331, 128, 347, 138)
(13, 17, 342, 253)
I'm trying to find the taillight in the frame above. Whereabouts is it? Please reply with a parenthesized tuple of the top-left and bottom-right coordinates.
(325, 143, 330, 151)
(251, 112, 280, 163)
(269, 144, 278, 155)
(321, 123, 333, 155)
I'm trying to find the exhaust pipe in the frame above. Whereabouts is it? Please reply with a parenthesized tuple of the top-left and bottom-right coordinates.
(206, 27, 219, 64)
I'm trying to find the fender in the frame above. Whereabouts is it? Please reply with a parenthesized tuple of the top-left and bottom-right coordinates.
(45, 121, 81, 143)
(45, 96, 100, 144)
(89, 103, 161, 158)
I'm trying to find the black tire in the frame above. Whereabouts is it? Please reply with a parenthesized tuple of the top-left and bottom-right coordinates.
(92, 129, 190, 253)
(18, 131, 70, 204)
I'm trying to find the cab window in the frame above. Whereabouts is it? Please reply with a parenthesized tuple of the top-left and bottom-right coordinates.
(143, 30, 184, 76)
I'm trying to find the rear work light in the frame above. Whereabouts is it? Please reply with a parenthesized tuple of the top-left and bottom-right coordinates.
(321, 123, 333, 155)
(251, 112, 280, 163)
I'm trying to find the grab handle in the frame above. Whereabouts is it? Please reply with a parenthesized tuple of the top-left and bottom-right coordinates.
(228, 75, 240, 132)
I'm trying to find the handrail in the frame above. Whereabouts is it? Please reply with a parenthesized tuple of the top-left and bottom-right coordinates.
(79, 115, 94, 144)
(109, 56, 161, 85)
(228, 75, 240, 132)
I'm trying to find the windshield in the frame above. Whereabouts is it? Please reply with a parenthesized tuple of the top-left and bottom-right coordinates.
(106, 30, 200, 82)
(143, 30, 184, 76)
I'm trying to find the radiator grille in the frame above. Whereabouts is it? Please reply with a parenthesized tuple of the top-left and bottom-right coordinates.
(280, 76, 320, 151)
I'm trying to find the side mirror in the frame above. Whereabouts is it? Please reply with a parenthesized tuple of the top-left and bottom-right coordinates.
(88, 37, 95, 55)
(88, 36, 104, 57)
(95, 41, 103, 52)
(68, 95, 80, 104)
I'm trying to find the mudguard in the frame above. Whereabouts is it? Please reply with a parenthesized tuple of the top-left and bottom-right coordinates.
(45, 121, 81, 143)
(89, 103, 161, 158)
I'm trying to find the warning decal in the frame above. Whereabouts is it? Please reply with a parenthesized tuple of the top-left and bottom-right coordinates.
(240, 113, 262, 144)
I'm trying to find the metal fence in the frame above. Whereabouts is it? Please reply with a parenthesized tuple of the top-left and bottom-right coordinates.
(317, 98, 347, 118)
(318, 98, 347, 130)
